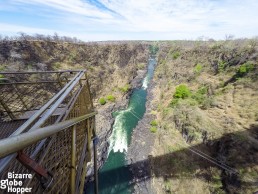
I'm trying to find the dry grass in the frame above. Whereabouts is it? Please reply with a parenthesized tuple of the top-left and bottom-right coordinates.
(149, 39, 258, 193)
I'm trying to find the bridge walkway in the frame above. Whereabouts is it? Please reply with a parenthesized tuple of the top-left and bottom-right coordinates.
(0, 70, 98, 194)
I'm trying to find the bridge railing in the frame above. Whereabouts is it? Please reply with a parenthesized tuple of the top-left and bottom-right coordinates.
(0, 70, 97, 193)
(0, 70, 82, 122)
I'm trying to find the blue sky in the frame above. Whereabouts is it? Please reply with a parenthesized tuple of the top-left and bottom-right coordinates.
(0, 0, 257, 41)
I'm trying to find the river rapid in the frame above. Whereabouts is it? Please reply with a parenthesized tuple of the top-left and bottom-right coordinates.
(86, 57, 156, 194)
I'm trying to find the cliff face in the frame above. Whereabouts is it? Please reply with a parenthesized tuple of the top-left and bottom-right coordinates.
(0, 40, 148, 98)
(148, 39, 258, 193)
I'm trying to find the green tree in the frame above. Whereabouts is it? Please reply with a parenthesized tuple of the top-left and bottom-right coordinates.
(173, 84, 191, 99)
(172, 51, 180, 59)
(150, 126, 157, 133)
(150, 120, 158, 126)
(237, 62, 254, 77)
(106, 95, 115, 102)
(99, 97, 106, 105)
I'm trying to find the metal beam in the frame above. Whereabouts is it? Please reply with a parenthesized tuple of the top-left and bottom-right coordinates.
(0, 70, 83, 74)
(29, 84, 84, 159)
(0, 80, 87, 85)
(0, 112, 97, 158)
(28, 71, 85, 131)
(70, 125, 76, 194)
(0, 71, 83, 171)
(10, 71, 82, 136)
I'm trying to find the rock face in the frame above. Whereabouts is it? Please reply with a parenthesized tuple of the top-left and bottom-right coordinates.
(0, 40, 149, 99)
(84, 66, 149, 191)
(93, 67, 148, 175)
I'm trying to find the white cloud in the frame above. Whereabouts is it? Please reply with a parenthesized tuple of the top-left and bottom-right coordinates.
(10, 0, 114, 19)
(1, 0, 258, 40)
(0, 23, 54, 34)
(0, 22, 85, 38)
(98, 0, 219, 32)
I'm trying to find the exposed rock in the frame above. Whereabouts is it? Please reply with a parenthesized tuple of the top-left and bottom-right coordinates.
(86, 66, 148, 183)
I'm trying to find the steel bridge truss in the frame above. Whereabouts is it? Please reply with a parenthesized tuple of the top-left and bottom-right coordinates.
(0, 70, 98, 194)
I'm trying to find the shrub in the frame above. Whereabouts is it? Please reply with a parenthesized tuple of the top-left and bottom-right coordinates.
(237, 62, 254, 77)
(137, 63, 145, 70)
(194, 63, 203, 74)
(170, 85, 191, 107)
(172, 51, 180, 59)
(192, 86, 207, 103)
(150, 120, 158, 126)
(171, 85, 212, 109)
(196, 86, 208, 95)
(119, 84, 130, 93)
(162, 108, 171, 117)
(99, 97, 106, 105)
(170, 98, 180, 107)
(201, 98, 214, 109)
(106, 95, 115, 102)
(173, 84, 191, 99)
(191, 86, 212, 108)
(218, 60, 227, 73)
(150, 126, 157, 133)
(192, 93, 206, 104)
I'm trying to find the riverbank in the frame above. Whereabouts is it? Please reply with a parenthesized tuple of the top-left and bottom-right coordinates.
(86, 57, 157, 194)
(86, 68, 147, 182)
(127, 80, 157, 194)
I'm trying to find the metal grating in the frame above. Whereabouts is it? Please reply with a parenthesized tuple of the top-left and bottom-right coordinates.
(0, 70, 96, 194)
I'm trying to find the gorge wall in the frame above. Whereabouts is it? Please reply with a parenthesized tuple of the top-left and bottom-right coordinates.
(148, 39, 258, 194)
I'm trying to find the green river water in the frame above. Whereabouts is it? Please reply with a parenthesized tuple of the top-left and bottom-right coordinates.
(86, 57, 156, 194)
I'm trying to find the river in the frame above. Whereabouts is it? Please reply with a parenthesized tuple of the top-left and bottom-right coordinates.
(86, 57, 156, 194)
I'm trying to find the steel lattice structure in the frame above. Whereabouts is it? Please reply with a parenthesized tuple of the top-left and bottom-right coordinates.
(0, 70, 98, 194)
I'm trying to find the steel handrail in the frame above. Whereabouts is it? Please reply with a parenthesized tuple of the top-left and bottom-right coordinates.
(0, 70, 84, 172)
(11, 70, 84, 136)
(0, 70, 98, 193)
(0, 112, 97, 158)
(0, 80, 87, 85)
(0, 70, 83, 74)
(30, 81, 86, 159)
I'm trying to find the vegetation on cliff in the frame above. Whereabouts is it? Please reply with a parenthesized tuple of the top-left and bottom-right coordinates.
(150, 39, 258, 193)
(0, 35, 149, 103)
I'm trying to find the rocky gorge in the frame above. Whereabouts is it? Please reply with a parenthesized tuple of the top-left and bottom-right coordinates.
(93, 67, 148, 175)
(1, 37, 258, 194)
